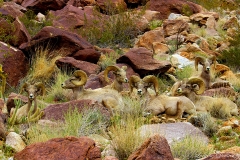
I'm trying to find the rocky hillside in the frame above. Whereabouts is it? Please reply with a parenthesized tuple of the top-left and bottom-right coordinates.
(0, 0, 240, 159)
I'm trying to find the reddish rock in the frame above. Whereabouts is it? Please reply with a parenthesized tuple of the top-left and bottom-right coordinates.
(116, 47, 171, 77)
(67, 0, 96, 7)
(96, 0, 127, 14)
(0, 42, 29, 87)
(55, 57, 101, 76)
(163, 19, 189, 37)
(21, 0, 68, 13)
(14, 136, 102, 160)
(203, 87, 237, 101)
(128, 134, 174, 160)
(202, 153, 240, 160)
(71, 48, 101, 64)
(19, 26, 96, 58)
(42, 99, 111, 121)
(0, 110, 6, 140)
(0, 2, 26, 18)
(50, 5, 95, 31)
(146, 0, 202, 20)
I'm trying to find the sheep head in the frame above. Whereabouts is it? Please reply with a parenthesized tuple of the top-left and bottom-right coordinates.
(104, 65, 128, 84)
(195, 55, 216, 73)
(21, 82, 45, 100)
(176, 77, 206, 96)
(129, 75, 159, 96)
(61, 70, 87, 89)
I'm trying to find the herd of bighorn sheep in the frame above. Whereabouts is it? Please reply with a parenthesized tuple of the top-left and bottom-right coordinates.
(0, 55, 239, 139)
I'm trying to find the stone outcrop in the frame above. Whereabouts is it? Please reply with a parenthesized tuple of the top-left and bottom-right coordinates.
(116, 47, 171, 77)
(128, 134, 174, 160)
(14, 136, 102, 160)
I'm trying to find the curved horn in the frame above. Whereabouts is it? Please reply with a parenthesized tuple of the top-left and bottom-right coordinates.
(129, 75, 141, 93)
(35, 82, 46, 96)
(143, 75, 159, 95)
(104, 65, 120, 83)
(208, 55, 216, 69)
(169, 81, 183, 96)
(71, 70, 88, 86)
(195, 56, 205, 71)
(187, 77, 205, 95)
(20, 82, 30, 94)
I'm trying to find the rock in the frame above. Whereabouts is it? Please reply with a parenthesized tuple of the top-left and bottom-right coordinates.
(71, 48, 101, 64)
(14, 136, 102, 160)
(55, 57, 101, 76)
(21, 0, 67, 13)
(0, 2, 26, 18)
(96, 0, 127, 14)
(128, 134, 174, 160)
(0, 42, 29, 87)
(139, 122, 209, 145)
(163, 19, 189, 37)
(116, 47, 171, 77)
(202, 152, 240, 160)
(50, 5, 96, 31)
(206, 16, 218, 36)
(5, 132, 26, 152)
(103, 156, 119, 160)
(146, 0, 202, 20)
(223, 16, 238, 30)
(134, 27, 165, 50)
(190, 12, 219, 26)
(67, 0, 96, 7)
(0, 111, 6, 140)
(42, 99, 110, 121)
(19, 26, 96, 58)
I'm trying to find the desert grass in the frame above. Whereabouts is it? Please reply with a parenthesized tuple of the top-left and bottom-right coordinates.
(171, 135, 214, 160)
(27, 107, 108, 144)
(175, 65, 194, 80)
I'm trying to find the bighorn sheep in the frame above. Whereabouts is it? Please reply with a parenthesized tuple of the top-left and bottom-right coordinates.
(9, 82, 45, 125)
(129, 75, 196, 119)
(61, 70, 124, 111)
(195, 55, 232, 89)
(104, 65, 128, 92)
(170, 77, 239, 116)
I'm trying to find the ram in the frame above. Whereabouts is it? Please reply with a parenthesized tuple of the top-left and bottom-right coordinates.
(170, 77, 239, 116)
(61, 70, 124, 111)
(129, 75, 196, 119)
(104, 65, 128, 92)
(9, 82, 45, 125)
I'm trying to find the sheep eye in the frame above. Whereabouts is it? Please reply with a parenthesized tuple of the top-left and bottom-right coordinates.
(177, 88, 181, 92)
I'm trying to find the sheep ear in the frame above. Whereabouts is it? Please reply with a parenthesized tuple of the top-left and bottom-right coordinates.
(35, 82, 45, 96)
(20, 82, 29, 94)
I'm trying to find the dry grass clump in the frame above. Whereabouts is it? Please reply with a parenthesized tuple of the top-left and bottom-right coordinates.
(171, 135, 214, 160)
(209, 103, 232, 119)
(27, 107, 108, 144)
(25, 47, 62, 85)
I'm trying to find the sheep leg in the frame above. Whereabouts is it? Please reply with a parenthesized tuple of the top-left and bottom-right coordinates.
(165, 101, 184, 120)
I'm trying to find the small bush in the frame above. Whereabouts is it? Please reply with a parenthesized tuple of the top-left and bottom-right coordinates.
(209, 103, 231, 119)
(171, 135, 214, 160)
(149, 20, 163, 30)
(182, 4, 193, 16)
(175, 65, 194, 80)
(20, 10, 53, 37)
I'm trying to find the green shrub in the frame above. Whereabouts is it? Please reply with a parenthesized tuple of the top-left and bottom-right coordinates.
(0, 14, 17, 44)
(149, 20, 163, 30)
(175, 65, 194, 80)
(78, 8, 142, 48)
(19, 10, 53, 37)
(182, 4, 193, 16)
(171, 135, 214, 160)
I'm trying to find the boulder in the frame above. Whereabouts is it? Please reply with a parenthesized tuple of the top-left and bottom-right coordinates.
(21, 0, 67, 13)
(96, 0, 127, 14)
(146, 0, 202, 20)
(14, 136, 102, 160)
(55, 57, 101, 76)
(116, 47, 171, 77)
(0, 111, 6, 140)
(19, 26, 96, 58)
(128, 134, 174, 160)
(163, 19, 189, 37)
(134, 27, 165, 50)
(190, 12, 219, 26)
(71, 48, 101, 64)
(139, 122, 209, 145)
(202, 153, 240, 160)
(6, 132, 26, 152)
(0, 42, 29, 87)
(0, 2, 26, 18)
(42, 99, 111, 121)
(50, 5, 96, 31)
(67, 0, 96, 7)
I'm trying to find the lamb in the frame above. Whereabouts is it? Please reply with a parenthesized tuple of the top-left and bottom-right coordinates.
(104, 65, 128, 92)
(129, 75, 196, 119)
(169, 77, 239, 116)
(9, 82, 45, 125)
(61, 70, 124, 111)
